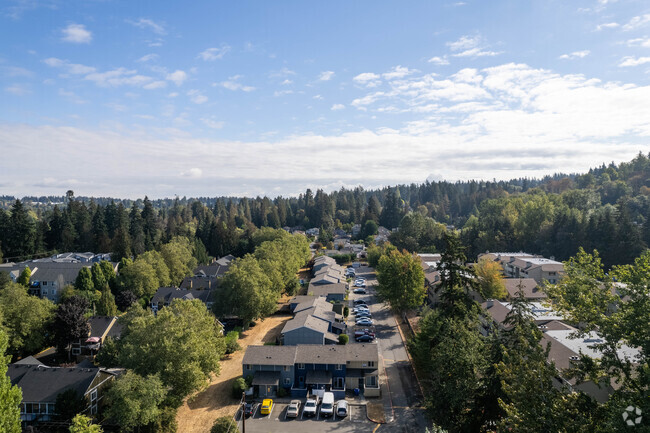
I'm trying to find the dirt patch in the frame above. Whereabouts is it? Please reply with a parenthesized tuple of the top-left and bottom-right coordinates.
(367, 402, 386, 423)
(175, 314, 292, 433)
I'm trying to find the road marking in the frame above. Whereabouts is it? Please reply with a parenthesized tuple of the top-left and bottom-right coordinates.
(373, 423, 381, 432)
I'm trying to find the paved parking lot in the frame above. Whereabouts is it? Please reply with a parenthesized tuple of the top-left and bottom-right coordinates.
(237, 400, 375, 432)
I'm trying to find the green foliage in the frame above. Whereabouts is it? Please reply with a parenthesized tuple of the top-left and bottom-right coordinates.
(139, 250, 172, 288)
(160, 236, 197, 286)
(118, 299, 225, 406)
(97, 287, 118, 316)
(330, 253, 356, 264)
(376, 249, 425, 312)
(96, 336, 120, 367)
(117, 259, 160, 299)
(16, 266, 31, 287)
(436, 232, 480, 318)
(52, 296, 90, 358)
(232, 377, 247, 398)
(105, 371, 167, 432)
(343, 306, 349, 317)
(0, 328, 21, 433)
(224, 331, 241, 355)
(69, 414, 103, 433)
(0, 282, 55, 357)
(338, 334, 349, 345)
(474, 257, 507, 300)
(75, 267, 94, 291)
(360, 219, 378, 239)
(210, 416, 238, 433)
(389, 212, 447, 253)
(55, 388, 87, 422)
(91, 262, 107, 291)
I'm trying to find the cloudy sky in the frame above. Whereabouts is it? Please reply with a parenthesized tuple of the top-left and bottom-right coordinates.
(1, 0, 650, 198)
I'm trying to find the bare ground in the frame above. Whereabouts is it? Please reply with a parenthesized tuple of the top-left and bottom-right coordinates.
(175, 314, 291, 433)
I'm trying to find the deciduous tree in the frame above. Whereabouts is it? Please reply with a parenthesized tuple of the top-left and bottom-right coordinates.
(0, 328, 21, 433)
(105, 371, 167, 432)
(376, 249, 425, 312)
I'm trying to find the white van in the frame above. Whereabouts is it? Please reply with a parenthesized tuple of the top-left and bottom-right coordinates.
(320, 392, 335, 417)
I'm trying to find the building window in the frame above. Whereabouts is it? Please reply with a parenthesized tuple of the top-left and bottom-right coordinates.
(244, 364, 251, 370)
(335, 364, 343, 370)
(284, 377, 291, 385)
(366, 376, 377, 387)
(42, 290, 48, 295)
(91, 389, 97, 402)
(367, 361, 375, 368)
(283, 365, 290, 372)
(42, 281, 47, 286)
(334, 377, 344, 388)
(297, 363, 305, 369)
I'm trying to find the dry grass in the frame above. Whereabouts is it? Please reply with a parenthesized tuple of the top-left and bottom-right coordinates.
(175, 314, 292, 433)
(367, 402, 386, 423)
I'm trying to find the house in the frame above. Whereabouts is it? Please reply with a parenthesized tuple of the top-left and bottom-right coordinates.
(504, 278, 547, 300)
(180, 273, 219, 290)
(282, 297, 346, 346)
(351, 224, 361, 237)
(418, 253, 441, 271)
(307, 282, 347, 302)
(306, 228, 320, 237)
(150, 287, 215, 313)
(71, 316, 121, 358)
(7, 361, 116, 422)
(479, 252, 564, 285)
(542, 329, 640, 403)
(242, 344, 380, 399)
(481, 300, 564, 330)
(191, 255, 234, 279)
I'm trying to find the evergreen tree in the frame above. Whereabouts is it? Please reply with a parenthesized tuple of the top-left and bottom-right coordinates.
(7, 199, 35, 260)
(75, 267, 94, 292)
(0, 329, 22, 433)
(97, 287, 117, 316)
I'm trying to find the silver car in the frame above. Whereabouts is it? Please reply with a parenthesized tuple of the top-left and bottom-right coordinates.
(286, 400, 301, 418)
(336, 400, 349, 418)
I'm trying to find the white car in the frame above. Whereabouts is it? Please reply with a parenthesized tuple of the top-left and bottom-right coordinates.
(356, 318, 373, 326)
(303, 397, 319, 417)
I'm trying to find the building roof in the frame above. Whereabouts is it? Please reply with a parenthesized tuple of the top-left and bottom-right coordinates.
(306, 369, 332, 385)
(243, 344, 379, 366)
(482, 300, 511, 326)
(151, 287, 214, 305)
(510, 257, 564, 272)
(308, 282, 347, 297)
(251, 371, 281, 386)
(243, 346, 298, 366)
(544, 330, 639, 370)
(310, 274, 341, 285)
(504, 278, 546, 299)
(14, 356, 43, 366)
(88, 316, 117, 339)
(180, 275, 219, 290)
(282, 313, 330, 335)
(7, 364, 102, 403)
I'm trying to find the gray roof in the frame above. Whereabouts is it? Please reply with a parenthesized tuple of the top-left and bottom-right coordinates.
(151, 287, 214, 305)
(7, 364, 102, 403)
(88, 316, 117, 339)
(252, 371, 281, 386)
(310, 274, 341, 285)
(180, 275, 219, 290)
(243, 344, 378, 366)
(282, 313, 330, 334)
(308, 282, 347, 297)
(504, 278, 546, 299)
(306, 370, 332, 385)
(243, 346, 298, 366)
(14, 356, 43, 366)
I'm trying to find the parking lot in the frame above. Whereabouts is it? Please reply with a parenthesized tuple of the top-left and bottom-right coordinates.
(237, 400, 376, 433)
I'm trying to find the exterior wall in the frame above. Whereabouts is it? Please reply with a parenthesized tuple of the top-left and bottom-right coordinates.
(325, 293, 345, 302)
(283, 328, 325, 346)
(242, 364, 294, 389)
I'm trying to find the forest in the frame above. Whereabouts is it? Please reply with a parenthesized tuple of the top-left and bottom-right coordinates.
(1, 152, 650, 269)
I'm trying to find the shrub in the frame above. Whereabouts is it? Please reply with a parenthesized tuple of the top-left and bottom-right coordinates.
(210, 416, 238, 433)
(232, 377, 247, 399)
(277, 387, 287, 398)
(224, 331, 241, 354)
(338, 334, 349, 345)
(343, 306, 349, 317)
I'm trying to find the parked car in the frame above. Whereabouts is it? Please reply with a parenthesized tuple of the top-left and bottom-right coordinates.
(356, 318, 373, 326)
(354, 329, 375, 337)
(356, 334, 375, 342)
(303, 397, 319, 417)
(353, 299, 368, 305)
(336, 400, 349, 418)
(355, 312, 372, 319)
(353, 288, 367, 294)
(286, 400, 301, 418)
(243, 402, 254, 418)
(353, 282, 366, 288)
(320, 392, 335, 417)
(353, 306, 370, 313)
(260, 399, 274, 415)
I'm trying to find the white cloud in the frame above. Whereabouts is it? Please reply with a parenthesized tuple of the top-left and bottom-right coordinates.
(619, 56, 650, 67)
(2, 66, 33, 77)
(143, 80, 167, 90)
(219, 76, 255, 92)
(318, 71, 335, 81)
(274, 90, 294, 97)
(137, 53, 159, 62)
(198, 45, 231, 61)
(623, 14, 650, 31)
(61, 24, 92, 44)
(166, 70, 187, 86)
(187, 89, 207, 104)
(281, 79, 293, 85)
(447, 34, 502, 57)
(428, 56, 449, 65)
(383, 66, 417, 80)
(127, 18, 166, 35)
(43, 58, 96, 75)
(353, 72, 382, 87)
(331, 104, 345, 110)
(5, 84, 30, 96)
(269, 67, 296, 79)
(180, 168, 203, 178)
(201, 118, 225, 129)
(58, 88, 85, 104)
(85, 68, 152, 87)
(627, 37, 650, 48)
(596, 22, 619, 30)
(559, 50, 591, 60)
(313, 94, 323, 100)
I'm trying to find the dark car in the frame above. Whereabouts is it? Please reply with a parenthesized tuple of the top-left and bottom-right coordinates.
(356, 334, 375, 342)
(353, 299, 368, 305)
(354, 330, 375, 338)
(243, 402, 254, 418)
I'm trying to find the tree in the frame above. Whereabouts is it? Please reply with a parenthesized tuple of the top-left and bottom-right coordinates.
(117, 259, 159, 299)
(436, 232, 479, 318)
(138, 250, 172, 288)
(97, 287, 117, 316)
(214, 255, 277, 328)
(224, 331, 241, 354)
(91, 263, 107, 291)
(0, 283, 55, 357)
(210, 416, 238, 433)
(105, 371, 167, 432)
(75, 267, 94, 292)
(474, 257, 506, 300)
(0, 328, 21, 433)
(160, 237, 197, 286)
(52, 296, 90, 358)
(376, 249, 426, 312)
(6, 199, 35, 261)
(118, 299, 225, 406)
(338, 334, 349, 345)
(116, 290, 139, 311)
(360, 219, 378, 239)
(55, 388, 87, 422)
(69, 414, 103, 433)
(16, 266, 31, 287)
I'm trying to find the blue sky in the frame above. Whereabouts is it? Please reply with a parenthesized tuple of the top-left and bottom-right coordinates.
(1, 0, 650, 198)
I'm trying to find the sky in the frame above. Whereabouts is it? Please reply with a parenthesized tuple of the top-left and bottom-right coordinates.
(1, 0, 650, 199)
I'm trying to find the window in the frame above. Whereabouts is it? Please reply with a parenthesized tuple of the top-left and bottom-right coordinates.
(42, 281, 47, 286)
(297, 363, 305, 369)
(91, 389, 98, 402)
(334, 377, 344, 388)
(366, 375, 377, 387)
(283, 365, 290, 371)
(335, 364, 343, 370)
(42, 290, 48, 295)
(284, 377, 291, 385)
(367, 361, 375, 368)
(244, 364, 251, 370)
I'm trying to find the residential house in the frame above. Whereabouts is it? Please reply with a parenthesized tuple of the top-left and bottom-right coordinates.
(71, 316, 121, 358)
(479, 252, 564, 285)
(307, 282, 347, 302)
(7, 360, 116, 423)
(306, 228, 320, 237)
(504, 278, 547, 300)
(282, 297, 345, 346)
(242, 344, 380, 399)
(481, 300, 564, 331)
(150, 287, 215, 313)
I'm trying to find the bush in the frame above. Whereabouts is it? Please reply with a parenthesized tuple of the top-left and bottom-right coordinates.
(211, 416, 238, 433)
(225, 331, 241, 354)
(263, 341, 276, 346)
(277, 387, 287, 398)
(338, 334, 349, 345)
(343, 306, 349, 317)
(232, 377, 247, 399)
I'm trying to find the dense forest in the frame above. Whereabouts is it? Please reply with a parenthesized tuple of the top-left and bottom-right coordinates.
(1, 152, 650, 268)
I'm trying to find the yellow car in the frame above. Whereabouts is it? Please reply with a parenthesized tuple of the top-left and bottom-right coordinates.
(260, 399, 274, 415)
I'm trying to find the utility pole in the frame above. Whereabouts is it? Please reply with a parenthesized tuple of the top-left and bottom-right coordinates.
(241, 392, 246, 433)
